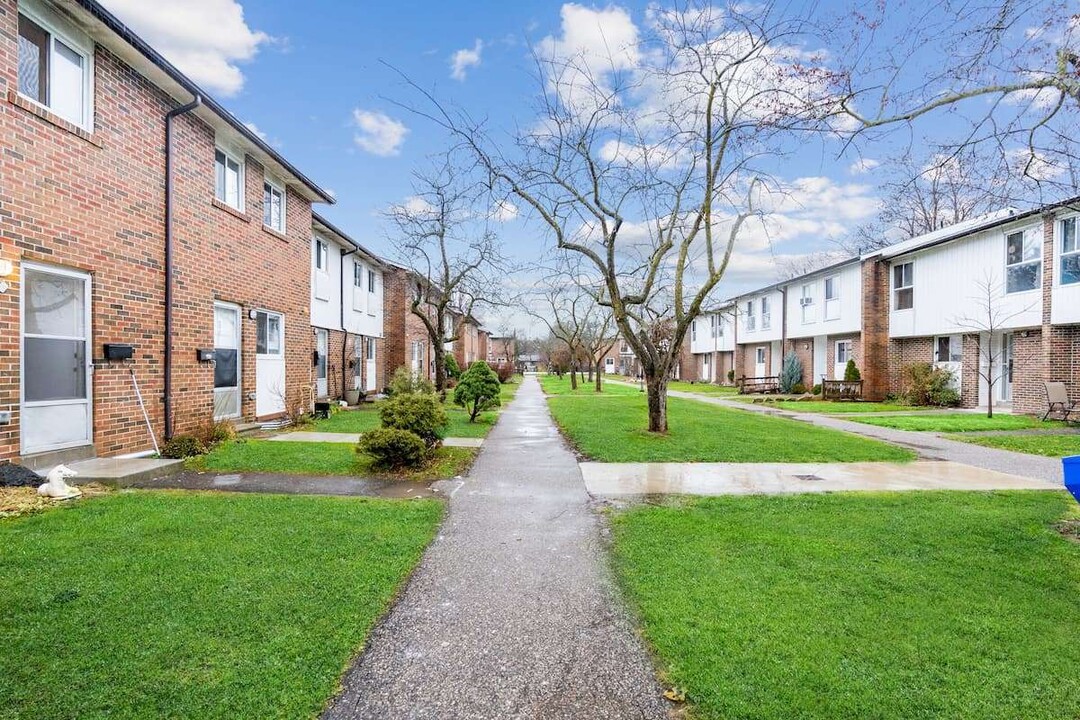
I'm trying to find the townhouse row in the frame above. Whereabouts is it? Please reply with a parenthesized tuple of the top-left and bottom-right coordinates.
(0, 0, 485, 467)
(688, 200, 1080, 415)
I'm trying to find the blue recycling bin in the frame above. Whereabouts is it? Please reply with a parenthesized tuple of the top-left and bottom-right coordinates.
(1065, 456, 1080, 504)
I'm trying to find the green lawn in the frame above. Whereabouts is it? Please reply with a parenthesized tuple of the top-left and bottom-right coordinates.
(945, 433, 1080, 457)
(850, 413, 1063, 432)
(192, 439, 476, 479)
(539, 374, 641, 396)
(739, 400, 932, 414)
(499, 378, 522, 401)
(0, 491, 442, 719)
(667, 380, 738, 396)
(612, 491, 1080, 720)
(546, 393, 914, 462)
(314, 403, 496, 438)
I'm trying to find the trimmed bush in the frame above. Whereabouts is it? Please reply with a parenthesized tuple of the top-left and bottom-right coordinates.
(161, 434, 207, 459)
(387, 367, 435, 397)
(779, 351, 803, 393)
(357, 428, 426, 469)
(193, 419, 236, 449)
(844, 359, 862, 382)
(494, 362, 515, 384)
(812, 383, 822, 396)
(379, 391, 447, 448)
(792, 383, 808, 395)
(444, 355, 461, 380)
(727, 369, 735, 383)
(454, 361, 503, 421)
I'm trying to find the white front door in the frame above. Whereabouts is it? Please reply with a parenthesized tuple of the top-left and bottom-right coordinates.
(813, 336, 827, 386)
(213, 303, 242, 419)
(410, 340, 424, 376)
(365, 337, 378, 392)
(1000, 333, 1014, 401)
(314, 328, 328, 399)
(755, 347, 767, 377)
(934, 335, 963, 392)
(605, 357, 615, 374)
(21, 264, 93, 454)
(256, 310, 286, 416)
(834, 340, 853, 380)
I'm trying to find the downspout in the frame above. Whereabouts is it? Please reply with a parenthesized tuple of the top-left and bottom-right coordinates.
(164, 94, 201, 440)
(340, 247, 358, 398)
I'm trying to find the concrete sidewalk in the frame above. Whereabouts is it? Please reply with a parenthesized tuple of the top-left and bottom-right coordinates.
(582, 460, 1060, 497)
(322, 375, 667, 720)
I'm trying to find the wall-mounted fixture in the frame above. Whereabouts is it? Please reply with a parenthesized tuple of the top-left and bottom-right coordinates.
(0, 258, 12, 294)
(196, 348, 215, 362)
(103, 343, 135, 361)
(0, 410, 11, 425)
(248, 308, 258, 320)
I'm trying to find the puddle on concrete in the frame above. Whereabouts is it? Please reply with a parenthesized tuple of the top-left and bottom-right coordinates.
(131, 472, 440, 499)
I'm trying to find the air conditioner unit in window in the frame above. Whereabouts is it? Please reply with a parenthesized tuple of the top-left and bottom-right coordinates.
(799, 297, 813, 306)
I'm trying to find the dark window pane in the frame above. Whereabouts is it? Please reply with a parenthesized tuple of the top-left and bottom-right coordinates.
(896, 287, 913, 310)
(256, 313, 267, 354)
(1006, 263, 1039, 293)
(18, 15, 48, 104)
(24, 338, 85, 401)
(1063, 254, 1080, 285)
(214, 349, 238, 388)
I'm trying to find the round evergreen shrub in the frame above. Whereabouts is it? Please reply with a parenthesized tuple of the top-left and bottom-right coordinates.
(453, 361, 502, 421)
(357, 428, 427, 469)
(378, 391, 447, 448)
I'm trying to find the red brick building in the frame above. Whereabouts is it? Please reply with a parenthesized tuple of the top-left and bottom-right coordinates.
(0, 0, 333, 466)
(381, 265, 438, 382)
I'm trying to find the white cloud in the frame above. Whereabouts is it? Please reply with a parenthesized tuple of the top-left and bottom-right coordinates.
(492, 199, 519, 222)
(450, 40, 484, 81)
(351, 109, 409, 157)
(100, 0, 269, 96)
(848, 157, 880, 175)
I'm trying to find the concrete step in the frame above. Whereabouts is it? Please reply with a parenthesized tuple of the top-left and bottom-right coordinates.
(66, 457, 184, 487)
(21, 444, 97, 472)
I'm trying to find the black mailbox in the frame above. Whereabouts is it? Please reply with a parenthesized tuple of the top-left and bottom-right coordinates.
(196, 348, 215, 362)
(103, 343, 134, 361)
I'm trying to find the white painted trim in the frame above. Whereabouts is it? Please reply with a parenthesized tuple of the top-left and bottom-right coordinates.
(17, 0, 96, 131)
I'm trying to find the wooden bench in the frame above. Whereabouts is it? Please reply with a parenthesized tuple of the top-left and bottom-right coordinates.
(737, 376, 781, 394)
(821, 379, 863, 400)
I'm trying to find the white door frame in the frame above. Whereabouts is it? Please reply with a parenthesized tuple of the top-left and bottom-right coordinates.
(20, 262, 93, 454)
(365, 337, 378, 392)
(255, 309, 286, 417)
(755, 346, 767, 377)
(213, 302, 242, 420)
(834, 340, 853, 380)
(315, 328, 329, 398)
(1000, 332, 1014, 402)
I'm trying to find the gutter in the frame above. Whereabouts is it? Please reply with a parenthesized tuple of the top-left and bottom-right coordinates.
(163, 94, 202, 440)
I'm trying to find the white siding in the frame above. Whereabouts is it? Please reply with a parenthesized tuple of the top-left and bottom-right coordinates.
(785, 262, 862, 340)
(888, 221, 1043, 338)
(690, 309, 735, 355)
(310, 232, 384, 338)
(738, 289, 785, 343)
(1051, 212, 1080, 325)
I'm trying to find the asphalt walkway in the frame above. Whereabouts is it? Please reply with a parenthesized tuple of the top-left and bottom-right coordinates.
(322, 375, 667, 720)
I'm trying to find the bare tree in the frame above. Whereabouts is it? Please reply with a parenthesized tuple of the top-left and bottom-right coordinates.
(388, 157, 507, 395)
(578, 301, 619, 392)
(952, 273, 1038, 418)
(400, 3, 844, 431)
(527, 283, 596, 391)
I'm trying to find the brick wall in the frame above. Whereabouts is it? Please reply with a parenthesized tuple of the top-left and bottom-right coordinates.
(960, 334, 981, 408)
(885, 337, 933, 397)
(382, 267, 435, 382)
(0, 14, 317, 460)
(860, 259, 890, 400)
(825, 333, 862, 383)
(784, 338, 814, 388)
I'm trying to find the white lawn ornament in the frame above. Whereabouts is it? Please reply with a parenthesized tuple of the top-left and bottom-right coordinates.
(37, 464, 81, 499)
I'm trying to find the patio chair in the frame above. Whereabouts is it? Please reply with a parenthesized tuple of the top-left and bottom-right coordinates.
(1043, 382, 1077, 422)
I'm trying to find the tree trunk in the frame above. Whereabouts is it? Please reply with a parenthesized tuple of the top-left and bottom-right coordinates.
(986, 360, 994, 419)
(595, 361, 603, 392)
(432, 343, 448, 399)
(587, 364, 594, 382)
(645, 372, 669, 433)
(569, 362, 578, 390)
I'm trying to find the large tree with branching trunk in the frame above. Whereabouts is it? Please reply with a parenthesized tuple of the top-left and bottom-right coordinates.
(401, 3, 846, 431)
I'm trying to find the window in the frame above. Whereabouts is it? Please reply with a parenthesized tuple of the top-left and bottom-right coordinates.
(756, 347, 766, 364)
(893, 262, 914, 310)
(368, 269, 376, 293)
(263, 177, 285, 232)
(215, 148, 244, 210)
(366, 337, 376, 360)
(1061, 217, 1080, 285)
(18, 9, 92, 129)
(745, 301, 756, 331)
(256, 311, 282, 355)
(315, 239, 328, 271)
(691, 320, 697, 342)
(935, 335, 962, 363)
(710, 315, 719, 338)
(353, 261, 364, 288)
(761, 297, 771, 330)
(836, 340, 852, 364)
(824, 276, 840, 321)
(1005, 229, 1041, 293)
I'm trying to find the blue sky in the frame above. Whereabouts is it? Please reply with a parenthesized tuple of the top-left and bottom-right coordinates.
(99, 0, 1054, 330)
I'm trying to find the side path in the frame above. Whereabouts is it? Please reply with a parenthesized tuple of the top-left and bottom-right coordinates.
(323, 375, 669, 720)
(623, 381, 1063, 483)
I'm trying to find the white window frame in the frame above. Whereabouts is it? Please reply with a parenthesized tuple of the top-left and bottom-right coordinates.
(367, 269, 377, 294)
(824, 275, 840, 321)
(836, 340, 853, 365)
(934, 335, 962, 363)
(745, 301, 756, 332)
(893, 262, 914, 310)
(215, 145, 245, 212)
(315, 239, 328, 272)
(710, 315, 719, 338)
(263, 175, 286, 233)
(761, 297, 771, 330)
(755, 347, 766, 364)
(1059, 216, 1080, 286)
(1004, 227, 1042, 295)
(17, 1, 95, 131)
(691, 320, 697, 342)
(353, 260, 364, 288)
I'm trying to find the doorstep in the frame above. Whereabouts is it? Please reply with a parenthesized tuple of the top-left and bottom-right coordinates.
(65, 457, 184, 487)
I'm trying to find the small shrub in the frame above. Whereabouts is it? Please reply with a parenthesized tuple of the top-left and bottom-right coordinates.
(444, 355, 461, 380)
(811, 383, 822, 396)
(454, 361, 503, 421)
(844, 359, 862, 382)
(901, 363, 961, 406)
(791, 383, 808, 395)
(727, 369, 735, 383)
(357, 428, 426, 469)
(161, 434, 207, 459)
(494, 362, 515, 384)
(779, 351, 803, 393)
(379, 391, 447, 448)
(193, 419, 236, 449)
(387, 367, 435, 397)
